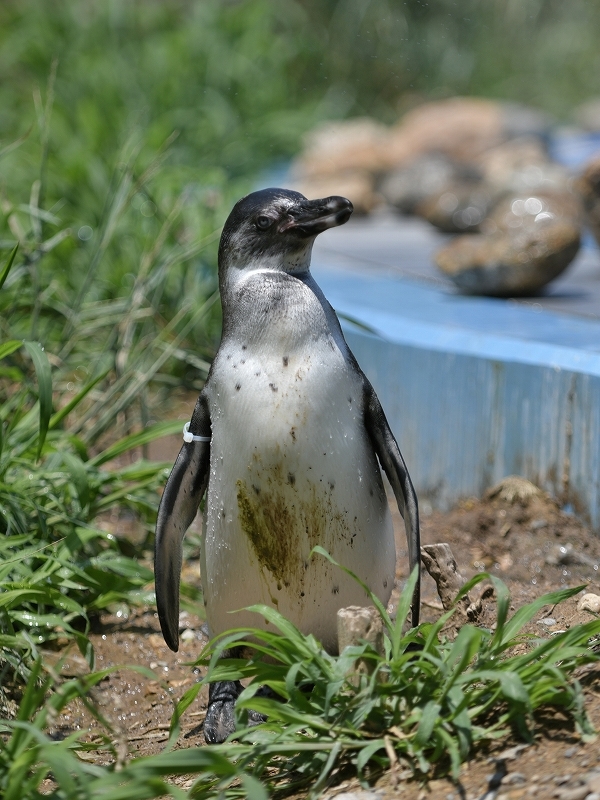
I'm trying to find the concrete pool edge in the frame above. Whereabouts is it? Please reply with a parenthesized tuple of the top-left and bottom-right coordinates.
(313, 264, 600, 529)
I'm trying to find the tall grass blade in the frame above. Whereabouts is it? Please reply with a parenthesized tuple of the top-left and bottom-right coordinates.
(22, 341, 52, 459)
(0, 243, 18, 290)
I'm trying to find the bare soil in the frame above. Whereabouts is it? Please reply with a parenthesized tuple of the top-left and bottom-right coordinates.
(44, 479, 600, 799)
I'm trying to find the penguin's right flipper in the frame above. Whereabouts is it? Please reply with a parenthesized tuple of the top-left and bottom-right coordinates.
(363, 381, 421, 628)
(155, 394, 211, 651)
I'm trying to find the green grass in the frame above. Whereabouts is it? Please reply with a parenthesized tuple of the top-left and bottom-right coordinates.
(1, 562, 598, 799)
(0, 179, 207, 687)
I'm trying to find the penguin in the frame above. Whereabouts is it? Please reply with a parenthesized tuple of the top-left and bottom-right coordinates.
(154, 188, 420, 743)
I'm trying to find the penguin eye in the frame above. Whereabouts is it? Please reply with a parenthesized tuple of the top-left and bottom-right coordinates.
(255, 215, 273, 231)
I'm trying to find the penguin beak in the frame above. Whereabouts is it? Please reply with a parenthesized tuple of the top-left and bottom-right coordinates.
(279, 196, 353, 236)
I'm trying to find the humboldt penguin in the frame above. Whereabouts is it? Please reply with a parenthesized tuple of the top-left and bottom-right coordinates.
(154, 188, 420, 743)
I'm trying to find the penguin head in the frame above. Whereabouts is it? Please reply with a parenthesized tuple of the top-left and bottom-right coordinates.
(218, 188, 353, 276)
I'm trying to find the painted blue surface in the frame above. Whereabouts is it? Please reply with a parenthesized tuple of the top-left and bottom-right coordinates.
(550, 130, 600, 170)
(310, 263, 600, 529)
(315, 267, 600, 363)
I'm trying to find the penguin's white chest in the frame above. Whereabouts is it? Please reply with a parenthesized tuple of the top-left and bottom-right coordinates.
(202, 289, 395, 652)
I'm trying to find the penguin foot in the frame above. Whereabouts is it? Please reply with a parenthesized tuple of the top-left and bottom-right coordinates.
(245, 684, 281, 727)
(204, 679, 242, 744)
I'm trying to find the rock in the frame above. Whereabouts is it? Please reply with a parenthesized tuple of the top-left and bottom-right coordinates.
(477, 137, 570, 196)
(416, 181, 495, 233)
(337, 606, 384, 652)
(291, 118, 389, 179)
(378, 153, 476, 215)
(435, 211, 580, 296)
(486, 476, 542, 504)
(577, 593, 600, 613)
(383, 98, 551, 171)
(556, 786, 592, 800)
(483, 190, 582, 235)
(500, 771, 526, 785)
(383, 97, 505, 169)
(290, 171, 381, 215)
(574, 154, 600, 247)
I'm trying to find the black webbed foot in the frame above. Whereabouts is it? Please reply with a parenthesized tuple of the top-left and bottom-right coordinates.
(245, 684, 282, 727)
(203, 679, 242, 744)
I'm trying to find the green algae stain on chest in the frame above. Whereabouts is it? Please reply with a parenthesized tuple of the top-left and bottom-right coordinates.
(235, 474, 354, 589)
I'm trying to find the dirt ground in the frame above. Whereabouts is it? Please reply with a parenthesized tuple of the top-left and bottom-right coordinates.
(45, 477, 600, 799)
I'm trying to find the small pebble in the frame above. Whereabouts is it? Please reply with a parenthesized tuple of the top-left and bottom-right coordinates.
(577, 593, 600, 613)
(556, 786, 591, 800)
(538, 618, 557, 626)
(502, 772, 526, 785)
(555, 775, 572, 786)
(530, 518, 548, 530)
(586, 794, 600, 800)
(564, 746, 578, 758)
(180, 628, 196, 641)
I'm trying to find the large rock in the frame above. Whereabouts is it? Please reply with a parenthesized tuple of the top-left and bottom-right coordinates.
(383, 97, 504, 168)
(435, 212, 580, 296)
(476, 136, 570, 196)
(290, 99, 555, 217)
(483, 190, 583, 234)
(382, 98, 551, 170)
(574, 153, 600, 247)
(378, 153, 477, 215)
(291, 118, 389, 179)
(415, 181, 495, 233)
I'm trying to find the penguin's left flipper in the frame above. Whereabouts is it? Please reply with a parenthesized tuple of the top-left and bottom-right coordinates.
(155, 394, 211, 652)
(364, 382, 421, 628)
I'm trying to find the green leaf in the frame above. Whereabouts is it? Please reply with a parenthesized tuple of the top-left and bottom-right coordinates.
(0, 243, 19, 291)
(0, 339, 23, 360)
(89, 419, 184, 466)
(48, 368, 110, 431)
(415, 700, 442, 745)
(22, 341, 52, 460)
(500, 585, 586, 644)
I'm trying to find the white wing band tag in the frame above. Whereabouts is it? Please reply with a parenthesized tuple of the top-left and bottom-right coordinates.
(183, 421, 211, 443)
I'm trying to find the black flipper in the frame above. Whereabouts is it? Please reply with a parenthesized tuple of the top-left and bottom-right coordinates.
(363, 381, 421, 627)
(154, 393, 211, 651)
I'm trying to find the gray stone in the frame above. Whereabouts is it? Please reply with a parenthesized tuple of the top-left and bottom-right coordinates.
(333, 793, 381, 800)
(379, 153, 475, 215)
(500, 771, 526, 785)
(435, 214, 580, 297)
(556, 787, 592, 800)
(575, 155, 600, 247)
(416, 180, 494, 233)
(577, 593, 600, 613)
